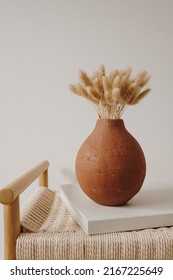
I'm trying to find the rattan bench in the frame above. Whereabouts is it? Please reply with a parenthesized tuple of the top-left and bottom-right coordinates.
(1, 161, 173, 260)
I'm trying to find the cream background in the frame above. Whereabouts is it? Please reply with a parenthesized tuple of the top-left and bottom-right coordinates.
(0, 0, 173, 259)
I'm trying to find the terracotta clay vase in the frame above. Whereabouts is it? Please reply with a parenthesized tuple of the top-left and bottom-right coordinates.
(75, 119, 146, 206)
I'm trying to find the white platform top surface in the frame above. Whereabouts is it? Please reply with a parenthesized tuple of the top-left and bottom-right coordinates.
(57, 182, 173, 222)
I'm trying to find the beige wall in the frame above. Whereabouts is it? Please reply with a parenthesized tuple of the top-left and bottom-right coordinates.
(0, 0, 173, 259)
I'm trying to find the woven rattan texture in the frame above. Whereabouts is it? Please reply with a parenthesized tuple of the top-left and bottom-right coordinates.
(17, 187, 173, 260)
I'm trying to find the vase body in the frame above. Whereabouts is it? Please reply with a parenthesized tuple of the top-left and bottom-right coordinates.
(75, 119, 146, 206)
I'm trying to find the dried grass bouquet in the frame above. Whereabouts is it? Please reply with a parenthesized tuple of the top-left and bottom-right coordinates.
(69, 65, 151, 119)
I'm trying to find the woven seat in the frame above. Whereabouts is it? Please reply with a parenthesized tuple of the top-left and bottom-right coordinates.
(17, 187, 173, 260)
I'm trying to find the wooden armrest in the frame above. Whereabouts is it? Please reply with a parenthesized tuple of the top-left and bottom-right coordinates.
(0, 160, 49, 260)
(0, 160, 49, 205)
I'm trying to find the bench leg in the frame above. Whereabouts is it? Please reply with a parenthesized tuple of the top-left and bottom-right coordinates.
(4, 197, 20, 260)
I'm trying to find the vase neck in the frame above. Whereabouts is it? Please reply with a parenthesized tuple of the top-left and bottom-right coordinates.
(96, 119, 125, 128)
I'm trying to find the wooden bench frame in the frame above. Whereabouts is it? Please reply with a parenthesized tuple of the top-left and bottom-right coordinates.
(0, 160, 49, 260)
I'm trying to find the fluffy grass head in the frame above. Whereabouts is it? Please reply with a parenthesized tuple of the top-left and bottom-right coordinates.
(69, 65, 151, 119)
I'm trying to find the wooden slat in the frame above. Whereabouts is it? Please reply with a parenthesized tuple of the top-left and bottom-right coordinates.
(0, 160, 49, 205)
